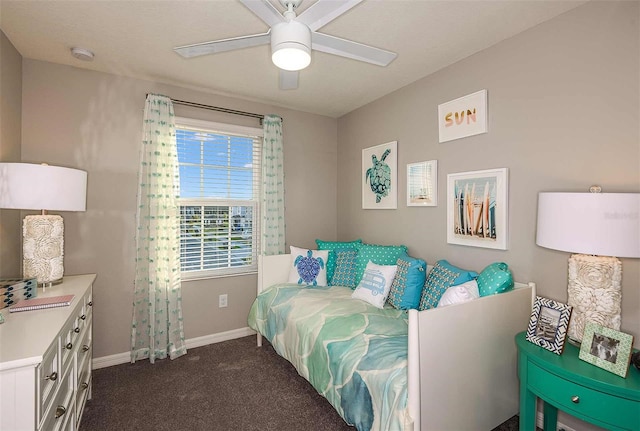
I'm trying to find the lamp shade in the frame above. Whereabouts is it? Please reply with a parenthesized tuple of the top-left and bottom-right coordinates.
(536, 192, 640, 258)
(0, 163, 87, 212)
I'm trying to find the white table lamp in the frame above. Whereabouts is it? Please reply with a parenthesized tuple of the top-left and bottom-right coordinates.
(536, 190, 640, 344)
(0, 163, 87, 286)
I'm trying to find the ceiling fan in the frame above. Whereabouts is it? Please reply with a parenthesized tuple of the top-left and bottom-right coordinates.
(173, 0, 397, 90)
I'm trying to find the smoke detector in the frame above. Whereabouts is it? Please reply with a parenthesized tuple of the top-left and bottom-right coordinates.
(70, 47, 94, 61)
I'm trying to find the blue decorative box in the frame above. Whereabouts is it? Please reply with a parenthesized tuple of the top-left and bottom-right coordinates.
(0, 278, 37, 310)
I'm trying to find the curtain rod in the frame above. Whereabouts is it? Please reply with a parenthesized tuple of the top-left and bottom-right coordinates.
(170, 98, 265, 123)
(145, 94, 267, 123)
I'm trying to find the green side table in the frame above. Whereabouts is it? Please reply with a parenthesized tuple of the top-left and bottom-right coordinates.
(516, 331, 640, 431)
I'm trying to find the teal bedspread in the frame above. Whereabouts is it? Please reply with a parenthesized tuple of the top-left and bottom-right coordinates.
(248, 283, 409, 431)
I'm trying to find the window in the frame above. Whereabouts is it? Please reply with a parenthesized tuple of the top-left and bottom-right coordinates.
(175, 117, 262, 279)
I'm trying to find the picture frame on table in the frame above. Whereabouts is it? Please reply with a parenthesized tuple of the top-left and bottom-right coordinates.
(525, 296, 572, 355)
(446, 167, 508, 249)
(407, 160, 437, 207)
(362, 141, 397, 209)
(579, 321, 634, 378)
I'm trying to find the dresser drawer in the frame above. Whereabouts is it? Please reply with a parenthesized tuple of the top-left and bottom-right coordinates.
(528, 362, 638, 430)
(40, 362, 74, 431)
(36, 338, 60, 425)
(80, 288, 93, 321)
(60, 316, 79, 373)
(76, 342, 92, 421)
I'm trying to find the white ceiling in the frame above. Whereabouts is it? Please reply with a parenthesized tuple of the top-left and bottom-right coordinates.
(0, 0, 586, 118)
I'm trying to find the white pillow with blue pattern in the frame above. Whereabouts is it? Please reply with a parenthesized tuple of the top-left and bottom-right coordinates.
(351, 261, 398, 308)
(288, 246, 329, 287)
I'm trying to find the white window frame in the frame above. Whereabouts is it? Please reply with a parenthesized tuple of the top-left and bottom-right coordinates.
(176, 117, 262, 280)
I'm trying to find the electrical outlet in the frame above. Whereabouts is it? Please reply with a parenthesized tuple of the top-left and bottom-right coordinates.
(219, 294, 228, 308)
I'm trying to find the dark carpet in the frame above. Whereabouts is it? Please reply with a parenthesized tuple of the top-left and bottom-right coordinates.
(80, 336, 523, 431)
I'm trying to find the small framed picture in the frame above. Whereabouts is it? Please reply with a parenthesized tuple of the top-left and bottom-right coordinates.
(525, 296, 572, 355)
(407, 160, 437, 207)
(579, 322, 634, 378)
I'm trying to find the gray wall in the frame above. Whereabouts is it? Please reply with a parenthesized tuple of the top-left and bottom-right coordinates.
(338, 1, 639, 343)
(0, 30, 22, 278)
(20, 60, 338, 358)
(338, 6, 638, 428)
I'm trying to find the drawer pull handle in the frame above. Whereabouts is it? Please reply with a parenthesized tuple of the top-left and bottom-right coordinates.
(55, 405, 66, 419)
(74, 327, 80, 333)
(81, 382, 89, 390)
(66, 342, 73, 350)
(81, 314, 87, 320)
(45, 372, 58, 381)
(83, 345, 90, 352)
(88, 301, 93, 306)
(571, 396, 580, 404)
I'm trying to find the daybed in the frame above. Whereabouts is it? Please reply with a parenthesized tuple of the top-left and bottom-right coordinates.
(248, 253, 535, 431)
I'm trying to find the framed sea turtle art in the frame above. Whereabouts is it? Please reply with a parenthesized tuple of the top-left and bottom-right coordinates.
(362, 141, 397, 209)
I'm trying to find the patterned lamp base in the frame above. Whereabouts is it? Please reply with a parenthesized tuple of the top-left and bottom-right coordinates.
(23, 215, 64, 286)
(567, 254, 622, 344)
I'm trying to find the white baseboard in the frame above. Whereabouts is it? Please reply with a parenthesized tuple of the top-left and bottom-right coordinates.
(92, 326, 256, 370)
(537, 411, 576, 431)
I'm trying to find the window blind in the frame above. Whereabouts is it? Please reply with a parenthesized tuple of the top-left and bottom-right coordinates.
(176, 120, 262, 278)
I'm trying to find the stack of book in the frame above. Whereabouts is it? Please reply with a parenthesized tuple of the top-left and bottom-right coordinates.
(9, 294, 75, 313)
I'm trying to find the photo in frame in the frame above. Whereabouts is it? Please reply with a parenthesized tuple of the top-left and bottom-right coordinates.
(579, 321, 634, 378)
(525, 296, 572, 355)
(447, 168, 508, 249)
(438, 89, 488, 143)
(407, 160, 437, 207)
(362, 141, 397, 209)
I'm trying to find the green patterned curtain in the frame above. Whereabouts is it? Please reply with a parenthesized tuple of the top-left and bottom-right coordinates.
(131, 94, 186, 363)
(261, 115, 285, 255)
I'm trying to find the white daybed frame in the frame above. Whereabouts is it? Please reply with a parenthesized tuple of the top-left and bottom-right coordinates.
(256, 254, 535, 431)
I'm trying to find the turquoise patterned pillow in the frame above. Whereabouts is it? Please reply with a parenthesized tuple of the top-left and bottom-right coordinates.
(387, 254, 427, 310)
(418, 260, 478, 311)
(477, 262, 514, 296)
(316, 239, 362, 282)
(354, 243, 408, 286)
(330, 249, 359, 288)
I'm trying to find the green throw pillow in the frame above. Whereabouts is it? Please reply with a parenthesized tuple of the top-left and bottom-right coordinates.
(329, 249, 359, 288)
(477, 262, 514, 296)
(354, 243, 408, 286)
(315, 239, 362, 282)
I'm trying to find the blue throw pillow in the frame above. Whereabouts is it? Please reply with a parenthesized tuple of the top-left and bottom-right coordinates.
(316, 239, 362, 282)
(418, 260, 478, 311)
(387, 254, 427, 310)
(354, 243, 408, 286)
(330, 249, 359, 288)
(477, 262, 514, 296)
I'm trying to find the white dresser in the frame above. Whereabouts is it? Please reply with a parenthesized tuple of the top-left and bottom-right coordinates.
(0, 274, 96, 431)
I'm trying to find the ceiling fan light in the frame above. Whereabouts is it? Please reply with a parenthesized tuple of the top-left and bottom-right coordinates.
(271, 20, 311, 71)
(272, 43, 311, 71)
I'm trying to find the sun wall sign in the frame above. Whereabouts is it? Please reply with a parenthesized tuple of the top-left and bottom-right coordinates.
(438, 89, 488, 143)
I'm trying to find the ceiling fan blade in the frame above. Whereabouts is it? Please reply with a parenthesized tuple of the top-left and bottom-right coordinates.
(239, 0, 284, 27)
(297, 0, 363, 31)
(312, 32, 397, 66)
(174, 32, 271, 58)
(279, 70, 299, 90)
